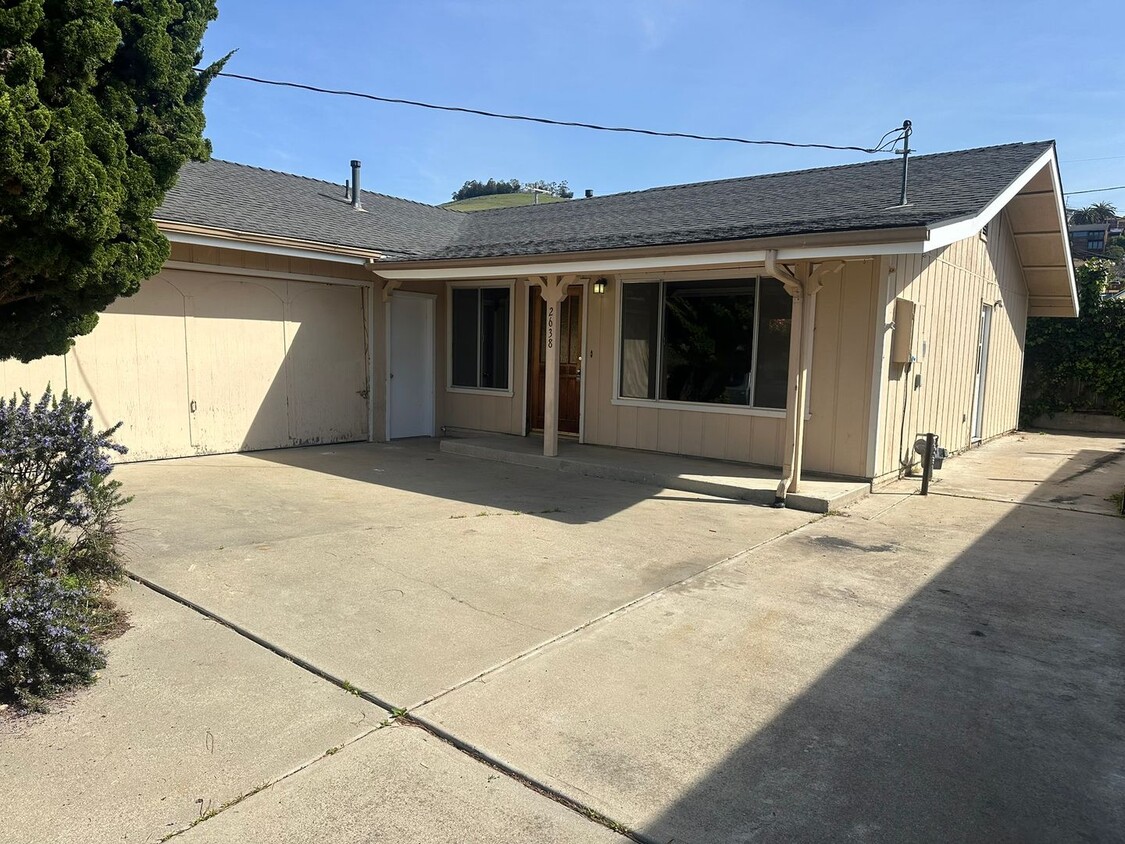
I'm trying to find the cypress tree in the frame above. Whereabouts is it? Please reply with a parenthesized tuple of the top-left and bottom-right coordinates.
(0, 0, 228, 361)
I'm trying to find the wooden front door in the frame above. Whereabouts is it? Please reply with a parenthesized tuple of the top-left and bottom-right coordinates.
(529, 284, 583, 434)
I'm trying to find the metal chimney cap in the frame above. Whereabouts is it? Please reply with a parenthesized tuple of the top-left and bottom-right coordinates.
(584, 189, 594, 198)
(350, 159, 362, 168)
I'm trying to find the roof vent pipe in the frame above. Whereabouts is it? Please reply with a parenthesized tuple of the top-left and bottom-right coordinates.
(584, 189, 594, 198)
(350, 160, 362, 210)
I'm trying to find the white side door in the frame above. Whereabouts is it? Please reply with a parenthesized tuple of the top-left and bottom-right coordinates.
(971, 303, 993, 442)
(388, 292, 435, 439)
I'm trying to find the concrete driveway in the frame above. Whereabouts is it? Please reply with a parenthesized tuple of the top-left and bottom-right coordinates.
(4, 433, 1123, 842)
(118, 440, 814, 708)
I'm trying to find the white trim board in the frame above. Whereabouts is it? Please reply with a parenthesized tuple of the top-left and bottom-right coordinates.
(373, 248, 920, 282)
(921, 148, 1057, 252)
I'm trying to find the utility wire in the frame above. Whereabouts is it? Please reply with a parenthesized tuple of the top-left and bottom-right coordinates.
(203, 68, 906, 155)
(1063, 154, 1125, 163)
(1064, 185, 1125, 196)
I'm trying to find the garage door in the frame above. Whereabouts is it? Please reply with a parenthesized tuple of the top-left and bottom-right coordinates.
(0, 269, 370, 461)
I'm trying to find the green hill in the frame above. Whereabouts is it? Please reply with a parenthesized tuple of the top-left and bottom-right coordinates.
(442, 193, 567, 212)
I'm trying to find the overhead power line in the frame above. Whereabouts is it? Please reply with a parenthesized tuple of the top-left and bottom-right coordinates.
(1064, 185, 1125, 196)
(202, 69, 907, 155)
(1063, 154, 1125, 163)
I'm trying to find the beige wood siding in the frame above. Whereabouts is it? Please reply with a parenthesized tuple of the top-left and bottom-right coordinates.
(873, 213, 1029, 480)
(371, 280, 528, 441)
(581, 263, 878, 477)
(1, 245, 370, 460)
(801, 260, 880, 477)
(168, 242, 374, 283)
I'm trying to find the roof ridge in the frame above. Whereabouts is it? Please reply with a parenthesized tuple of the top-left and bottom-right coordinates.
(465, 141, 1055, 217)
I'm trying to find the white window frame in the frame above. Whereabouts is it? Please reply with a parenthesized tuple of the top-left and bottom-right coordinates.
(446, 280, 516, 397)
(610, 276, 787, 419)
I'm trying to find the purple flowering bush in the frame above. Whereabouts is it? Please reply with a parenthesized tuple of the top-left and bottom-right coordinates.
(1, 388, 128, 709)
(0, 520, 106, 705)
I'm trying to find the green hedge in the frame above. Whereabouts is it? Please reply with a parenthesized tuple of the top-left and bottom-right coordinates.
(1022, 260, 1125, 425)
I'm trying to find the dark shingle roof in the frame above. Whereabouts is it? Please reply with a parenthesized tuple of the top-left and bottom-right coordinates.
(155, 159, 463, 259)
(156, 141, 1054, 263)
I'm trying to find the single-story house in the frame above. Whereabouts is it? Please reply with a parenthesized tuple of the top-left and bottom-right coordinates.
(0, 141, 1076, 504)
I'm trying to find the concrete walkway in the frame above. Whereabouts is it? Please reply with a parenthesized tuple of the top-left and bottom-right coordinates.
(0, 583, 626, 844)
(4, 432, 1122, 842)
(441, 431, 870, 513)
(0, 584, 387, 844)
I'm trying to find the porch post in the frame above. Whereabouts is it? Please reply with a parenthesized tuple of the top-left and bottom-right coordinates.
(765, 253, 841, 505)
(785, 263, 810, 496)
(791, 278, 815, 492)
(537, 274, 573, 457)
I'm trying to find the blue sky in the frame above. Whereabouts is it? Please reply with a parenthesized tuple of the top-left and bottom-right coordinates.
(199, 1, 1125, 207)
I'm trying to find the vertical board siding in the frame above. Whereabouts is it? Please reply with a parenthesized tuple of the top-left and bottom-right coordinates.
(574, 262, 877, 476)
(426, 281, 528, 437)
(802, 260, 878, 477)
(874, 214, 1029, 479)
(1, 245, 373, 460)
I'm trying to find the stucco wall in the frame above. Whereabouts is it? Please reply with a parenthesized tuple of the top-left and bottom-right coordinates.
(873, 212, 1029, 480)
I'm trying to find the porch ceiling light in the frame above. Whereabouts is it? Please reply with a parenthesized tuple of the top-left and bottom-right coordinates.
(593, 277, 608, 295)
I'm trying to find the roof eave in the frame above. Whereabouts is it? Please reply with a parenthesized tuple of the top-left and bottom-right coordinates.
(368, 225, 934, 281)
(156, 219, 386, 264)
(921, 145, 1078, 318)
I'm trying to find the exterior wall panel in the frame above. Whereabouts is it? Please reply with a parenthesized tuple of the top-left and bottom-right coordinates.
(873, 213, 1029, 480)
(1, 245, 370, 460)
(801, 260, 878, 477)
(437, 281, 528, 437)
(573, 262, 879, 476)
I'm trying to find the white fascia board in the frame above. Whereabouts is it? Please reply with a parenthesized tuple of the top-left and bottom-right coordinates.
(923, 147, 1056, 252)
(1046, 153, 1080, 315)
(164, 229, 373, 266)
(371, 241, 928, 281)
(922, 146, 1077, 315)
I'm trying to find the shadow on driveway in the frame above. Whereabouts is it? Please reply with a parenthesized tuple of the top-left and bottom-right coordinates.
(637, 446, 1125, 842)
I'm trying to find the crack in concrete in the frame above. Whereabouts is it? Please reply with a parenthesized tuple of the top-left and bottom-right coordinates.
(122, 508, 827, 843)
(158, 721, 392, 841)
(408, 514, 825, 712)
(364, 559, 553, 635)
(124, 570, 641, 842)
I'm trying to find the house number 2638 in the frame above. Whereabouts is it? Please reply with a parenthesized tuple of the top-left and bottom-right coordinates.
(547, 306, 555, 349)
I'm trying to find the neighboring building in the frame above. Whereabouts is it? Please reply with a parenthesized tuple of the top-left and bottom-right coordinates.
(1068, 217, 1124, 258)
(0, 141, 1076, 503)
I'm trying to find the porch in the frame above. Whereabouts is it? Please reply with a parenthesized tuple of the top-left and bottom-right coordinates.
(439, 431, 870, 513)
